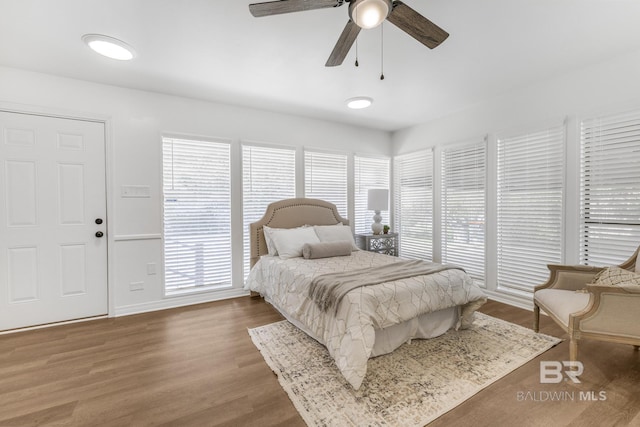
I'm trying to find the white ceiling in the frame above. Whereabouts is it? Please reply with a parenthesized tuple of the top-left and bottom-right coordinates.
(2, 0, 640, 131)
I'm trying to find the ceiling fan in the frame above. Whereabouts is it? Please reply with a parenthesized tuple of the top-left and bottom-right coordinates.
(248, 0, 449, 67)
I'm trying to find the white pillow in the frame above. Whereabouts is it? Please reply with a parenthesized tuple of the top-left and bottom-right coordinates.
(263, 225, 312, 256)
(262, 226, 279, 256)
(269, 226, 321, 259)
(314, 224, 358, 251)
(592, 266, 640, 287)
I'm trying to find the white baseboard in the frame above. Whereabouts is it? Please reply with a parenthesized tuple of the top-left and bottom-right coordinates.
(10, 287, 537, 332)
(113, 287, 534, 319)
(114, 288, 250, 317)
(483, 289, 534, 311)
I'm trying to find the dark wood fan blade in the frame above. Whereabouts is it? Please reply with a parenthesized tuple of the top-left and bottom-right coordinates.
(387, 1, 449, 49)
(325, 20, 361, 67)
(249, 0, 342, 17)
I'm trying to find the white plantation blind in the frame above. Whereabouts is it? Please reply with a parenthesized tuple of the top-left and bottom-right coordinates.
(497, 126, 564, 292)
(162, 137, 231, 295)
(243, 144, 296, 277)
(580, 110, 640, 265)
(393, 150, 433, 260)
(304, 150, 348, 217)
(441, 141, 486, 282)
(354, 156, 390, 234)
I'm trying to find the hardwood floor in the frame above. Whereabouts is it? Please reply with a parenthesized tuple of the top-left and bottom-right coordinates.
(1, 298, 639, 426)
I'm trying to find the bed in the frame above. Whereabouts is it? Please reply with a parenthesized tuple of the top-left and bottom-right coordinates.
(245, 198, 487, 389)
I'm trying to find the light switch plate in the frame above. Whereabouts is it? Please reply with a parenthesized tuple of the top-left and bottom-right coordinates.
(147, 263, 157, 275)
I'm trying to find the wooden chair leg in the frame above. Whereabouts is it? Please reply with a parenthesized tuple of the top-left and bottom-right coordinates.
(570, 338, 578, 363)
(533, 304, 540, 332)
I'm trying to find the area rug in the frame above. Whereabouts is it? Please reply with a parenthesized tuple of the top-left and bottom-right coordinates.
(248, 312, 561, 427)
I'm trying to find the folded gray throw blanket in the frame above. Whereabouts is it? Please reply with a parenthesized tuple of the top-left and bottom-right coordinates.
(309, 259, 464, 313)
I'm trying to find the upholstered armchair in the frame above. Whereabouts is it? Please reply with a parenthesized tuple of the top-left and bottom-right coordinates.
(533, 246, 640, 362)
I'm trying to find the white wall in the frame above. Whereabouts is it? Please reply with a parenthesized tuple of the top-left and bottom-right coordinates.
(393, 49, 640, 154)
(392, 48, 640, 308)
(0, 66, 392, 315)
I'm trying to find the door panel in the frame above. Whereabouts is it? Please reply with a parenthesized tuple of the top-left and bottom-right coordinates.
(5, 160, 37, 226)
(0, 111, 108, 331)
(58, 163, 86, 225)
(7, 246, 38, 302)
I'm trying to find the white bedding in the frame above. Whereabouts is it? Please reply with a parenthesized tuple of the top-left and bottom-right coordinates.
(245, 250, 487, 389)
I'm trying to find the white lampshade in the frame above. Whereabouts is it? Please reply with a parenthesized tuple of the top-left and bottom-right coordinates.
(367, 189, 389, 211)
(349, 0, 391, 30)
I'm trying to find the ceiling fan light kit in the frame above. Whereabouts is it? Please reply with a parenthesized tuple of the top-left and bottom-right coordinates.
(248, 0, 449, 66)
(349, 0, 391, 29)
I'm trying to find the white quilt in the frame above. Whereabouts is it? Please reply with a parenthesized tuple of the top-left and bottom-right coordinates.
(245, 251, 487, 389)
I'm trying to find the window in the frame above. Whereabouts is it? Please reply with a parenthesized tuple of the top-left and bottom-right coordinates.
(497, 126, 564, 293)
(354, 156, 390, 234)
(580, 110, 640, 265)
(441, 141, 486, 283)
(243, 144, 296, 277)
(162, 137, 231, 295)
(393, 150, 434, 260)
(304, 150, 348, 217)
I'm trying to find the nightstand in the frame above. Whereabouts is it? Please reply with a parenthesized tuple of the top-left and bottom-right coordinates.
(355, 232, 398, 256)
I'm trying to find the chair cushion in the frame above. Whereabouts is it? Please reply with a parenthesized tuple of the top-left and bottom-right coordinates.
(534, 289, 591, 327)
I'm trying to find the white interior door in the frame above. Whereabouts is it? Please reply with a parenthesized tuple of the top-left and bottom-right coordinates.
(0, 111, 107, 331)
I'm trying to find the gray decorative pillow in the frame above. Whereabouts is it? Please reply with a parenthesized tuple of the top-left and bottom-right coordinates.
(592, 266, 640, 287)
(302, 241, 353, 260)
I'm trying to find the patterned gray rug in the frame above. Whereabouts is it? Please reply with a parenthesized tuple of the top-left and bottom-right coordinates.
(249, 312, 561, 427)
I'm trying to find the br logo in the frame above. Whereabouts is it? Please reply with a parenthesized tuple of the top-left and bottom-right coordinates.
(540, 361, 583, 384)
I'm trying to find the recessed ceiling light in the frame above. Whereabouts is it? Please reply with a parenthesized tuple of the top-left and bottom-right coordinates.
(346, 97, 373, 110)
(82, 34, 136, 61)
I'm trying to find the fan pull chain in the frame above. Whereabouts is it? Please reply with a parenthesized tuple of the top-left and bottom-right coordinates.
(380, 23, 385, 80)
(355, 6, 359, 67)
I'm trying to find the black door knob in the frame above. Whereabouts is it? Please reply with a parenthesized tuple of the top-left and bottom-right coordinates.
(95, 231, 104, 238)
(95, 218, 103, 225)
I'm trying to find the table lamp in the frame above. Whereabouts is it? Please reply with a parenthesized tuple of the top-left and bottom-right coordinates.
(367, 188, 388, 235)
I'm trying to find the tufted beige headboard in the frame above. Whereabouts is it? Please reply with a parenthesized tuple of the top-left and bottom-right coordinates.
(249, 198, 349, 268)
